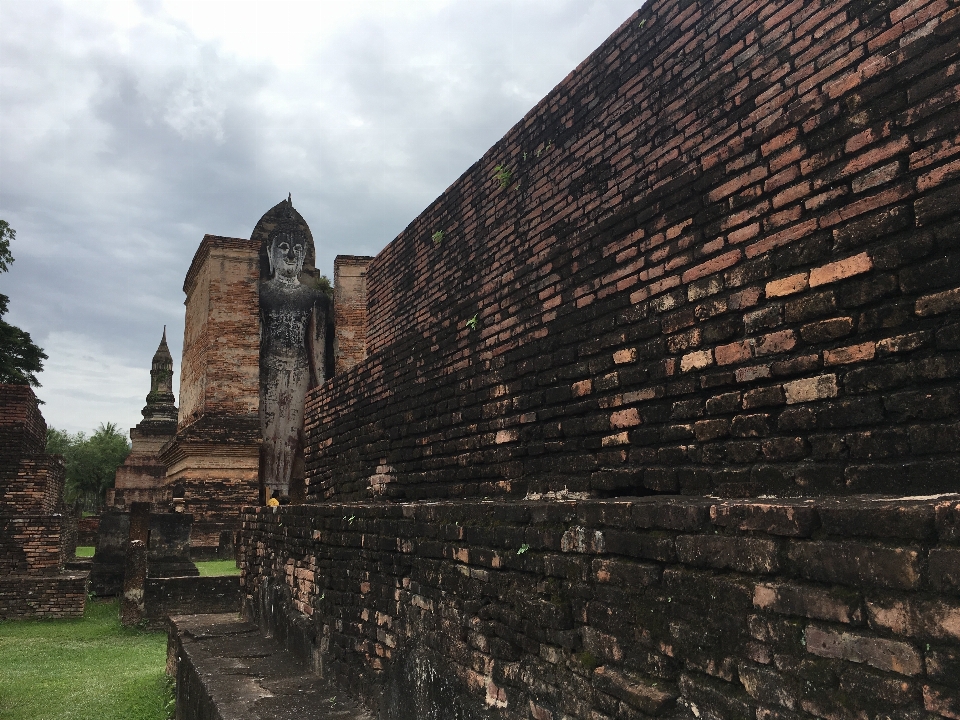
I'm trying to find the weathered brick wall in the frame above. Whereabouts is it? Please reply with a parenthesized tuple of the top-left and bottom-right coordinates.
(0, 515, 68, 574)
(240, 496, 960, 720)
(334, 255, 374, 375)
(0, 384, 46, 456)
(0, 384, 58, 514)
(0, 385, 85, 619)
(160, 417, 260, 549)
(4, 457, 65, 514)
(305, 0, 960, 502)
(0, 573, 87, 620)
(142, 575, 240, 630)
(178, 235, 261, 429)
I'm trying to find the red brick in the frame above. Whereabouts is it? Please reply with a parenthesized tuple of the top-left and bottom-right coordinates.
(681, 249, 741, 283)
(918, 156, 960, 192)
(923, 684, 960, 720)
(755, 330, 796, 356)
(766, 273, 809, 298)
(824, 342, 876, 366)
(572, 380, 593, 397)
(715, 340, 754, 366)
(708, 166, 770, 202)
(745, 219, 817, 258)
(728, 223, 761, 244)
(610, 409, 641, 429)
(680, 350, 713, 373)
(806, 626, 923, 676)
(819, 184, 914, 228)
(754, 581, 862, 622)
(809, 252, 873, 287)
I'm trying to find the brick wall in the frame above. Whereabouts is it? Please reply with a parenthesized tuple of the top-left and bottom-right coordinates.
(240, 495, 960, 720)
(143, 575, 240, 630)
(304, 0, 960, 502)
(178, 235, 261, 429)
(3, 457, 66, 514)
(0, 384, 46, 456)
(334, 255, 374, 375)
(159, 417, 260, 549)
(0, 515, 69, 574)
(0, 385, 85, 619)
(0, 574, 87, 620)
(0, 384, 56, 513)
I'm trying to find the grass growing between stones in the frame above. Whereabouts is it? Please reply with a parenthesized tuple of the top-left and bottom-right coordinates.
(194, 559, 241, 576)
(75, 546, 95, 557)
(0, 599, 173, 720)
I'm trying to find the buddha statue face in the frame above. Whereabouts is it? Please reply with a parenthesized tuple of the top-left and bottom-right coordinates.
(268, 230, 305, 283)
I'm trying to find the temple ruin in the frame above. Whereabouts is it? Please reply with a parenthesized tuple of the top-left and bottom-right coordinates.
(107, 328, 178, 510)
(217, 0, 958, 717)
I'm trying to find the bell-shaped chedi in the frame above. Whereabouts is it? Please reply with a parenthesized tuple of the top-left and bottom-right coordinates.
(106, 329, 179, 510)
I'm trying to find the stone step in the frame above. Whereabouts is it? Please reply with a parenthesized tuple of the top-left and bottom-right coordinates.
(168, 613, 373, 720)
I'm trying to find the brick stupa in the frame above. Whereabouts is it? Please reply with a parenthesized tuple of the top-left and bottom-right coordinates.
(107, 328, 178, 510)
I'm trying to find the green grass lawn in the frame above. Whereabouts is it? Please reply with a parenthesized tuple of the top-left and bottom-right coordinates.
(0, 599, 173, 720)
(194, 559, 240, 576)
(76, 548, 239, 577)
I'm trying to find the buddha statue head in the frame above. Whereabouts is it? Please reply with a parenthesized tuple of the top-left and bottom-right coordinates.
(267, 225, 306, 285)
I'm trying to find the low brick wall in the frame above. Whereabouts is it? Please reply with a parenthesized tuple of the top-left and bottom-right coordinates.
(143, 575, 240, 629)
(0, 573, 87, 620)
(240, 496, 960, 720)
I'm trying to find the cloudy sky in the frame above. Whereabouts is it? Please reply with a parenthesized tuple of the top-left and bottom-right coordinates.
(1, 0, 640, 435)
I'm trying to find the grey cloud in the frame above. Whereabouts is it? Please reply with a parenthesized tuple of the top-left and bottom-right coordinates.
(0, 0, 641, 432)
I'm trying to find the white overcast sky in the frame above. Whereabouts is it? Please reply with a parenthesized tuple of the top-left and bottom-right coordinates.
(0, 0, 641, 435)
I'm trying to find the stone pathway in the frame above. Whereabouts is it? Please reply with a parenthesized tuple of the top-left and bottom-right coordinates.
(169, 613, 373, 720)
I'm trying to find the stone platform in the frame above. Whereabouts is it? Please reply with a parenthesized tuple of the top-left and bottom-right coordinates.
(167, 613, 373, 720)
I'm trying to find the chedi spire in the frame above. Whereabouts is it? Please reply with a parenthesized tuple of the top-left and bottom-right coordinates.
(142, 326, 178, 423)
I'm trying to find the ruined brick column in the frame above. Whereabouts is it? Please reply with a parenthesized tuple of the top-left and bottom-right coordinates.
(159, 234, 262, 552)
(120, 539, 146, 627)
(0, 385, 86, 618)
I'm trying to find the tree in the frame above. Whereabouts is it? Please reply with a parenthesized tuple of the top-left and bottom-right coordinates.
(310, 273, 334, 298)
(0, 220, 47, 386)
(0, 220, 14, 272)
(47, 423, 131, 513)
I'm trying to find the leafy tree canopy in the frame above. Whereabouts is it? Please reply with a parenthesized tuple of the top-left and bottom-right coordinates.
(0, 220, 47, 387)
(47, 423, 131, 513)
(311, 273, 334, 297)
(0, 220, 13, 272)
